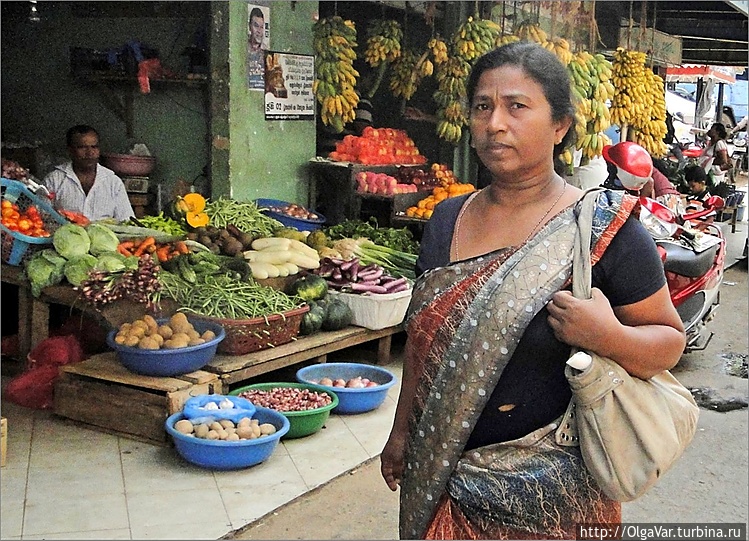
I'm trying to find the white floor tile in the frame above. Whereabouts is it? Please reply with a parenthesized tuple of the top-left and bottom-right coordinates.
(121, 442, 220, 494)
(127, 487, 231, 539)
(340, 399, 396, 456)
(0, 499, 25, 539)
(21, 528, 132, 540)
(22, 491, 130, 536)
(26, 460, 125, 499)
(28, 431, 121, 470)
(216, 452, 309, 528)
(1, 464, 29, 502)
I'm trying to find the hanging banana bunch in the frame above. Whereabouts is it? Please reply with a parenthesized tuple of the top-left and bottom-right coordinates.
(427, 37, 449, 66)
(433, 55, 471, 145)
(390, 49, 433, 101)
(363, 19, 403, 67)
(496, 33, 521, 47)
(515, 22, 548, 44)
(453, 16, 502, 63)
(568, 51, 614, 162)
(609, 47, 668, 157)
(312, 16, 359, 133)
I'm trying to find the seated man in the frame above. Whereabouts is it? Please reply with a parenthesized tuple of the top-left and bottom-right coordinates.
(684, 164, 715, 229)
(43, 125, 134, 222)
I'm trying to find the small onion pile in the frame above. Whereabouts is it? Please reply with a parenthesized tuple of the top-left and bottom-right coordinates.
(237, 387, 333, 412)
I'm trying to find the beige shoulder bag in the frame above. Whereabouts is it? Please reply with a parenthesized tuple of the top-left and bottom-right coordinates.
(562, 188, 700, 502)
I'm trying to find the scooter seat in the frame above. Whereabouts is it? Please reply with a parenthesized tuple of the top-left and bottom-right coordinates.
(657, 240, 718, 278)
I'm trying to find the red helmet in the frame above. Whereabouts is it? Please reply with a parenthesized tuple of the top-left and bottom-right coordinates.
(602, 141, 653, 190)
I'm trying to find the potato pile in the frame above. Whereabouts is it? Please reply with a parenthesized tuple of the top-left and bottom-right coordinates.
(173, 417, 277, 441)
(114, 313, 216, 350)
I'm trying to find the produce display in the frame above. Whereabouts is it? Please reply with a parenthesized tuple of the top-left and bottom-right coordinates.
(314, 256, 410, 293)
(395, 163, 459, 190)
(401, 182, 476, 220)
(236, 386, 334, 412)
(243, 236, 320, 279)
(312, 15, 360, 133)
(186, 224, 254, 257)
(328, 127, 428, 165)
(2, 158, 32, 181)
(126, 213, 186, 237)
(260, 202, 321, 221)
(173, 416, 277, 441)
(567, 50, 615, 164)
(609, 47, 668, 157)
(79, 253, 160, 307)
(323, 218, 419, 255)
(113, 313, 216, 350)
(2, 198, 50, 237)
(203, 197, 282, 237)
(355, 171, 419, 195)
(165, 193, 209, 229)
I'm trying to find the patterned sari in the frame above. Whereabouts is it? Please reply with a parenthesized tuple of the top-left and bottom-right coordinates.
(399, 190, 636, 540)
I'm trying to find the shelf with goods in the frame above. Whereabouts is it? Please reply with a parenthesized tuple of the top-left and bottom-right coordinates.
(307, 159, 426, 227)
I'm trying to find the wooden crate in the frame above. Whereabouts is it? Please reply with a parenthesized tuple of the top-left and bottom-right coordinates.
(55, 353, 224, 445)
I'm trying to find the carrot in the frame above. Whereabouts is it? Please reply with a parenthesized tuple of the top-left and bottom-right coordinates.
(156, 244, 171, 263)
(133, 236, 156, 257)
(117, 240, 135, 256)
(175, 240, 189, 255)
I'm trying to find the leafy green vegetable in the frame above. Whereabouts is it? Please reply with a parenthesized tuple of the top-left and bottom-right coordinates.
(86, 223, 120, 256)
(323, 218, 419, 254)
(24, 249, 66, 297)
(63, 253, 98, 287)
(94, 252, 127, 272)
(352, 239, 418, 280)
(52, 224, 90, 259)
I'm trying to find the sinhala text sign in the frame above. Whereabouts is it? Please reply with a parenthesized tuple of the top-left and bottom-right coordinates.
(264, 51, 315, 121)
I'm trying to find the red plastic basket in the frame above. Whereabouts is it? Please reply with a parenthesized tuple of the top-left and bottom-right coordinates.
(1, 178, 68, 266)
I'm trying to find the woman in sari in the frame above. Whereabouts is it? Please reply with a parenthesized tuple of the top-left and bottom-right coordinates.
(380, 42, 686, 540)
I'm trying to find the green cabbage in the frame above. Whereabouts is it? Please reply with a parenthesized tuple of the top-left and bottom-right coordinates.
(52, 224, 90, 259)
(24, 249, 66, 297)
(63, 253, 98, 287)
(86, 223, 120, 256)
(94, 251, 127, 272)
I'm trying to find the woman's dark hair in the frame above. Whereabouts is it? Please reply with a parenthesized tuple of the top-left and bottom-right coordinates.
(710, 122, 727, 140)
(66, 125, 99, 146)
(466, 41, 577, 159)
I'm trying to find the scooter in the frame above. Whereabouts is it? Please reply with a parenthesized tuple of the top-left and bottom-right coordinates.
(638, 195, 726, 352)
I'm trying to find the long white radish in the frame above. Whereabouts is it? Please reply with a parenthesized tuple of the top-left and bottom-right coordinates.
(251, 237, 292, 251)
(286, 251, 321, 269)
(244, 249, 293, 264)
(278, 262, 300, 276)
(287, 238, 320, 260)
(249, 261, 281, 279)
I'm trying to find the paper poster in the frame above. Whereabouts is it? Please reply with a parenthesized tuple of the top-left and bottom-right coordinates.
(247, 4, 270, 90)
(264, 51, 315, 121)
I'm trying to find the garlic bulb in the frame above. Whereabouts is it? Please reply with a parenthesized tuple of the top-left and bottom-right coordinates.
(219, 398, 235, 410)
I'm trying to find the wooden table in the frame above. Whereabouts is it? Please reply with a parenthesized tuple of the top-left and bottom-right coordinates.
(206, 325, 401, 387)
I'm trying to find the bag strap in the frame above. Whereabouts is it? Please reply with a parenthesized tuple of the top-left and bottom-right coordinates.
(572, 187, 605, 300)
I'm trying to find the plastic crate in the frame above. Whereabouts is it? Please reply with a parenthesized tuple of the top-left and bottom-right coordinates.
(1, 178, 68, 266)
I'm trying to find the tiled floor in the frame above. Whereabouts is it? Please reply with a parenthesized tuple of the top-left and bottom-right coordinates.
(0, 357, 402, 540)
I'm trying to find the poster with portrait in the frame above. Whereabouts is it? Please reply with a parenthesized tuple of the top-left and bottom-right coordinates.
(247, 4, 270, 90)
(264, 51, 315, 121)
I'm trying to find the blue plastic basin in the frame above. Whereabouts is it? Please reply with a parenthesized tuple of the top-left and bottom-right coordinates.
(296, 362, 397, 414)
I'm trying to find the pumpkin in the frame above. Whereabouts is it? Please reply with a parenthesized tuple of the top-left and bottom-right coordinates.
(321, 298, 353, 331)
(167, 193, 209, 229)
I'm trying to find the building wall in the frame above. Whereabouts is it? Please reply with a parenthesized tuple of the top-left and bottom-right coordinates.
(0, 2, 210, 204)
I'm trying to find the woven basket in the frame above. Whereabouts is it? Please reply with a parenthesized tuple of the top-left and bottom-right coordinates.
(192, 305, 309, 356)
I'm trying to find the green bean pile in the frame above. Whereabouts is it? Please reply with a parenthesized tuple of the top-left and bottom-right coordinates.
(158, 272, 303, 320)
(205, 197, 283, 237)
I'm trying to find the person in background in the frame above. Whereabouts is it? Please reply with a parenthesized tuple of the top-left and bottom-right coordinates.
(684, 164, 716, 229)
(730, 115, 747, 135)
(380, 42, 685, 540)
(43, 125, 134, 222)
(698, 122, 732, 184)
(316, 98, 374, 157)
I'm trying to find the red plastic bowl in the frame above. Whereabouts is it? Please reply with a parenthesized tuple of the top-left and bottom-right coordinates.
(101, 153, 156, 177)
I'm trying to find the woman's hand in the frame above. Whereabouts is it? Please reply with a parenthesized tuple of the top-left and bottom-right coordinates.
(547, 287, 619, 353)
(380, 431, 407, 491)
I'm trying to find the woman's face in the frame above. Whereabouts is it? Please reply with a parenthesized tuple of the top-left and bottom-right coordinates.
(469, 65, 570, 181)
